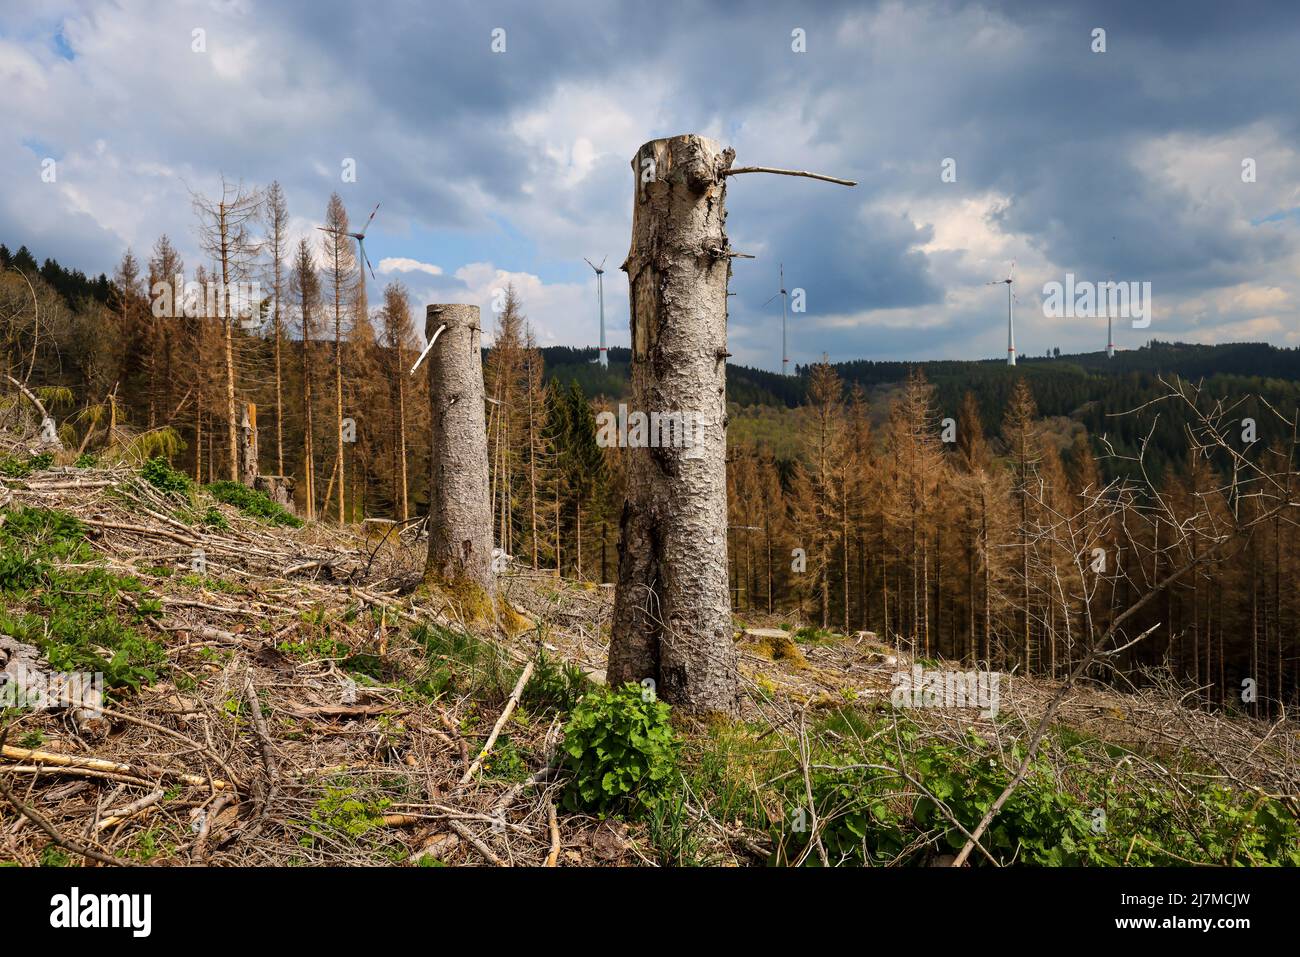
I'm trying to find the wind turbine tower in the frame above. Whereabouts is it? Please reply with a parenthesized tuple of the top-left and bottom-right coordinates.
(584, 256, 608, 368)
(987, 261, 1016, 366)
(763, 264, 790, 375)
(1106, 311, 1115, 358)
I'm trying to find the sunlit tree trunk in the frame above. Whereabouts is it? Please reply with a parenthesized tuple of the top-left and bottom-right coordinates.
(608, 134, 737, 715)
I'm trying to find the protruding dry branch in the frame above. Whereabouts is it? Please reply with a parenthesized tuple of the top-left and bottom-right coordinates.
(725, 166, 857, 187)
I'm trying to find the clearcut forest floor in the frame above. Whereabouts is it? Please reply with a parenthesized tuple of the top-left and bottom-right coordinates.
(1, 462, 1297, 867)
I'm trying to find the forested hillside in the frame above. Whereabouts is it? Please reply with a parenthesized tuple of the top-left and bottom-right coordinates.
(4, 228, 1298, 722)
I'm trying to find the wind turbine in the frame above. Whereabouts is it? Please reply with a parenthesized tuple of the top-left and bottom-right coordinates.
(763, 263, 790, 376)
(987, 261, 1016, 366)
(1105, 275, 1115, 358)
(318, 201, 381, 281)
(583, 256, 608, 368)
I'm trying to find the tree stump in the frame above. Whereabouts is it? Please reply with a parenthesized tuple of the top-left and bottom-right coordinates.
(253, 475, 296, 512)
(607, 134, 738, 715)
(423, 304, 495, 613)
(239, 402, 259, 486)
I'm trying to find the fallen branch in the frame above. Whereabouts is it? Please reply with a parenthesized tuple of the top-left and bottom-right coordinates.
(3, 372, 62, 449)
(96, 789, 165, 831)
(0, 728, 127, 866)
(447, 819, 506, 866)
(243, 672, 279, 833)
(458, 658, 535, 786)
(544, 799, 560, 867)
(2, 744, 233, 791)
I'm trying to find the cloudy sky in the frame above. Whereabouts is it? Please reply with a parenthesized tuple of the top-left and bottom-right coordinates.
(2, 0, 1298, 369)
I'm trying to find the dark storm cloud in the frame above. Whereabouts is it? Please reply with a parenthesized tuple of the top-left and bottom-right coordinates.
(1, 0, 1298, 363)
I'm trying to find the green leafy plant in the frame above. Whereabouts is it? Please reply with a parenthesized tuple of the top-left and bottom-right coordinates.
(768, 708, 1300, 867)
(0, 451, 54, 478)
(307, 786, 391, 843)
(205, 480, 302, 527)
(411, 622, 509, 701)
(561, 682, 679, 815)
(478, 734, 528, 781)
(0, 507, 165, 693)
(140, 456, 193, 496)
(523, 652, 589, 714)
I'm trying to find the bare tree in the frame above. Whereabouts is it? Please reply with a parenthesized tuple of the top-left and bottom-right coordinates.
(378, 281, 416, 521)
(951, 375, 1300, 865)
(321, 193, 357, 522)
(192, 177, 262, 482)
(264, 181, 289, 476)
(608, 133, 854, 715)
(292, 239, 320, 521)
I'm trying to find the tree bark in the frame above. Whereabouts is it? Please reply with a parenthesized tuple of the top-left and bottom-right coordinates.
(301, 336, 316, 521)
(607, 134, 738, 715)
(239, 402, 258, 486)
(423, 304, 494, 603)
(395, 343, 409, 522)
(220, 210, 239, 483)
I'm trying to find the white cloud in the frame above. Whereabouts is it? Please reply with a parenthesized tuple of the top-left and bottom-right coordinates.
(379, 257, 443, 277)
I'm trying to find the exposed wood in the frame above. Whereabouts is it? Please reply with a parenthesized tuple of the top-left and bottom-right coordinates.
(544, 799, 560, 866)
(3, 372, 62, 450)
(239, 401, 259, 486)
(2, 744, 233, 791)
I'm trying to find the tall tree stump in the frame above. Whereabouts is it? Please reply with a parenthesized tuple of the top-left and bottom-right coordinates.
(608, 134, 738, 715)
(423, 304, 495, 612)
(238, 402, 259, 486)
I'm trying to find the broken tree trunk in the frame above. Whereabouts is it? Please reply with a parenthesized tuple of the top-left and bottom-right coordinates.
(254, 475, 296, 513)
(607, 134, 739, 715)
(3, 373, 62, 451)
(239, 401, 259, 486)
(423, 304, 495, 612)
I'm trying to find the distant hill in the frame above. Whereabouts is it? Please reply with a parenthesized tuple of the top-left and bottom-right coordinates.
(544, 340, 1300, 407)
(542, 340, 1300, 480)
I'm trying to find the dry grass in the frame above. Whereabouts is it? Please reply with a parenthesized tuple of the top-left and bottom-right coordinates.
(1, 451, 1295, 867)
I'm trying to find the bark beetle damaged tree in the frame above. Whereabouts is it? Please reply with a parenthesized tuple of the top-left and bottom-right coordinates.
(423, 303, 495, 614)
(607, 134, 854, 714)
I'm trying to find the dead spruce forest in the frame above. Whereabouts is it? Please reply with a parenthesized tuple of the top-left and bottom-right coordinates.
(1, 171, 1298, 867)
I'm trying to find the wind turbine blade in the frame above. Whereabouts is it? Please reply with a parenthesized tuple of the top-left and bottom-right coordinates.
(763, 292, 780, 306)
(359, 240, 376, 280)
(359, 202, 380, 237)
(1008, 260, 1016, 282)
